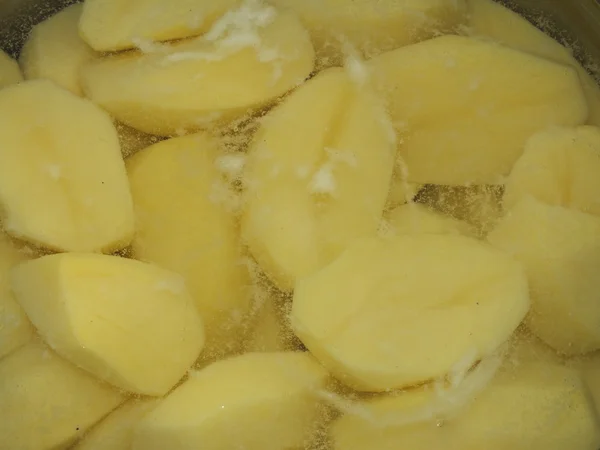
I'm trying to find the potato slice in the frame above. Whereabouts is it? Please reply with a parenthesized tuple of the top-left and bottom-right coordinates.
(369, 35, 588, 184)
(133, 352, 329, 450)
(128, 134, 250, 359)
(386, 203, 475, 237)
(0, 49, 22, 89)
(291, 234, 529, 392)
(10, 253, 205, 395)
(81, 4, 314, 136)
(0, 340, 124, 450)
(488, 197, 600, 355)
(19, 4, 97, 96)
(0, 80, 134, 253)
(269, 0, 467, 66)
(79, 0, 240, 52)
(242, 67, 395, 291)
(504, 126, 600, 216)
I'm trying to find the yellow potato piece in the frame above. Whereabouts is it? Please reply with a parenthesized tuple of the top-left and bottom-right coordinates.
(369, 35, 588, 184)
(291, 234, 529, 391)
(0, 80, 134, 253)
(580, 354, 600, 417)
(269, 0, 467, 66)
(0, 340, 124, 450)
(133, 352, 329, 450)
(10, 253, 205, 395)
(19, 4, 97, 96)
(242, 67, 395, 291)
(73, 399, 161, 450)
(504, 126, 600, 216)
(488, 197, 600, 355)
(79, 0, 240, 51)
(385, 172, 421, 210)
(128, 134, 250, 359)
(0, 49, 22, 89)
(466, 0, 600, 128)
(386, 203, 475, 237)
(81, 4, 314, 136)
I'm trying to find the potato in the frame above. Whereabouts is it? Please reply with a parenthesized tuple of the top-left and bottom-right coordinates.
(580, 354, 600, 416)
(10, 253, 205, 395)
(127, 134, 250, 359)
(466, 0, 600, 127)
(115, 122, 160, 158)
(0, 80, 134, 253)
(504, 126, 600, 216)
(73, 399, 161, 450)
(291, 234, 529, 392)
(385, 172, 421, 210)
(19, 4, 97, 96)
(81, 4, 314, 136)
(242, 68, 395, 291)
(385, 203, 475, 237)
(369, 35, 588, 184)
(133, 352, 329, 450)
(79, 0, 240, 52)
(0, 340, 124, 450)
(269, 0, 467, 66)
(488, 197, 600, 355)
(0, 49, 22, 89)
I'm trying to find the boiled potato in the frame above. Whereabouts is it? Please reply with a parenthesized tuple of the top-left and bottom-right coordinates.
(81, 4, 314, 136)
(0, 49, 22, 88)
(127, 134, 250, 359)
(132, 352, 329, 450)
(79, 0, 240, 52)
(115, 122, 160, 158)
(242, 67, 395, 291)
(504, 126, 600, 216)
(580, 354, 600, 415)
(488, 197, 600, 355)
(0, 80, 134, 253)
(0, 340, 124, 450)
(291, 234, 529, 391)
(385, 203, 475, 237)
(369, 35, 588, 184)
(10, 253, 205, 395)
(19, 4, 97, 96)
(269, 0, 467, 66)
(385, 170, 421, 210)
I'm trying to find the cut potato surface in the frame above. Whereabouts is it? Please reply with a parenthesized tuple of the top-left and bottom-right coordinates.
(10, 253, 205, 395)
(242, 67, 395, 291)
(0, 49, 22, 89)
(385, 174, 421, 210)
(128, 134, 250, 359)
(580, 354, 600, 416)
(81, 3, 314, 136)
(488, 197, 600, 355)
(0, 80, 134, 253)
(0, 340, 124, 450)
(504, 126, 600, 216)
(292, 234, 529, 391)
(385, 203, 475, 237)
(19, 4, 97, 96)
(369, 35, 588, 184)
(133, 352, 329, 450)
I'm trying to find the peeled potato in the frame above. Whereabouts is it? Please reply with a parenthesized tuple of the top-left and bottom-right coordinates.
(0, 340, 124, 450)
(81, 5, 314, 136)
(133, 352, 329, 450)
(385, 203, 475, 237)
(128, 134, 250, 359)
(19, 4, 97, 96)
(488, 197, 600, 355)
(10, 253, 205, 395)
(292, 234, 529, 391)
(79, 0, 240, 52)
(0, 80, 134, 253)
(0, 49, 22, 88)
(242, 67, 395, 291)
(369, 35, 588, 184)
(504, 126, 600, 216)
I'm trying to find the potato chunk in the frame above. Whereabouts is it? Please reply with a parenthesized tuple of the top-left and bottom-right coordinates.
(504, 126, 600, 216)
(385, 203, 475, 237)
(19, 4, 97, 96)
(0, 340, 124, 450)
(242, 68, 394, 291)
(133, 352, 329, 450)
(128, 134, 250, 359)
(369, 35, 588, 184)
(81, 4, 314, 136)
(0, 80, 134, 253)
(10, 253, 205, 395)
(291, 234, 529, 391)
(488, 197, 600, 355)
(0, 49, 22, 89)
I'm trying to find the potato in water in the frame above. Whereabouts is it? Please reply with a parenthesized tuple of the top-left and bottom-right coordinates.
(0, 50, 22, 89)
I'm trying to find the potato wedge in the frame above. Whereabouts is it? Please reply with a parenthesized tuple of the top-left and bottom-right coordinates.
(0, 49, 22, 89)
